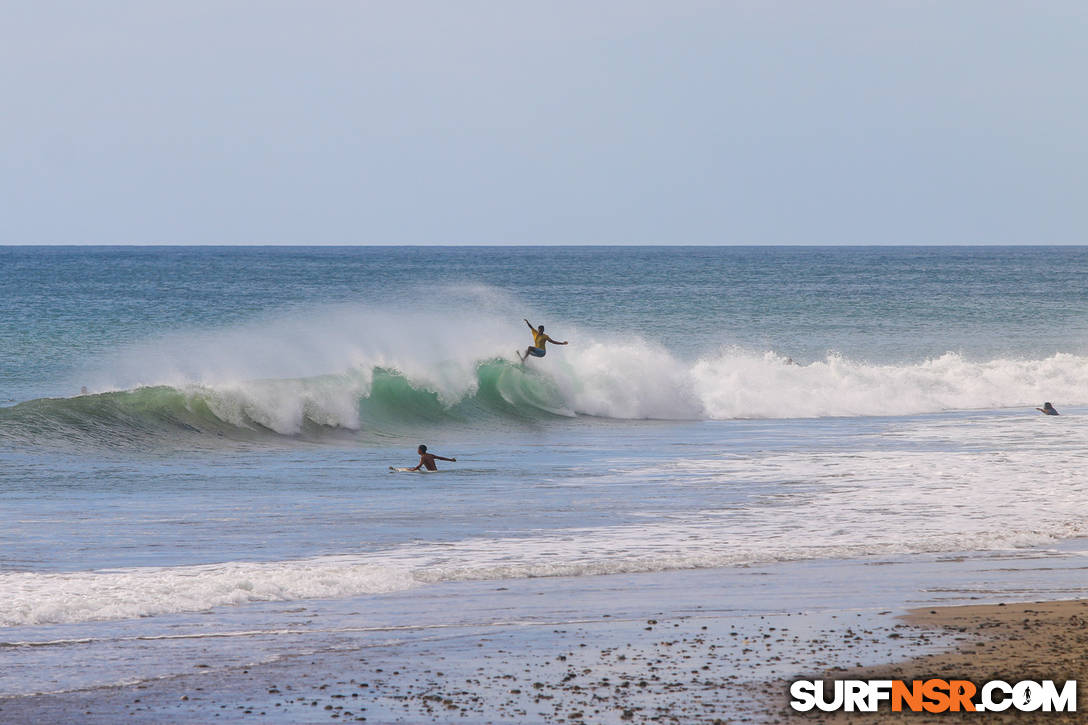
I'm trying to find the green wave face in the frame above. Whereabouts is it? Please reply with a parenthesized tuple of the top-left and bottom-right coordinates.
(472, 360, 573, 418)
(0, 361, 574, 448)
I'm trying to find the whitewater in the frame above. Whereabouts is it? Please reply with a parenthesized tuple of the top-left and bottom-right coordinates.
(2, 245, 1087, 697)
(4, 302, 1087, 445)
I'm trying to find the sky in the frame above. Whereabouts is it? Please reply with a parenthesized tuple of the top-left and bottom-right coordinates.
(2, 1, 1086, 245)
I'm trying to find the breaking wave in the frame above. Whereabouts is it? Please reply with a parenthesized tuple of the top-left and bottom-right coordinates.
(2, 351, 1086, 447)
(3, 301, 1087, 446)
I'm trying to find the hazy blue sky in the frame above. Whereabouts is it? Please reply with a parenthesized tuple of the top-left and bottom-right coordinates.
(2, 1, 1086, 244)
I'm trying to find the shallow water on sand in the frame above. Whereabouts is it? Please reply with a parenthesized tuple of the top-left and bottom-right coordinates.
(2, 246, 1087, 699)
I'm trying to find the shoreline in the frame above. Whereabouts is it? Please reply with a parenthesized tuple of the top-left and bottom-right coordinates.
(0, 607, 927, 724)
(12, 598, 1085, 723)
(5, 549, 1088, 723)
(803, 599, 1088, 724)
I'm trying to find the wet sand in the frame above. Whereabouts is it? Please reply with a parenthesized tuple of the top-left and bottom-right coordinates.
(3, 556, 1087, 724)
(0, 607, 927, 724)
(807, 599, 1088, 724)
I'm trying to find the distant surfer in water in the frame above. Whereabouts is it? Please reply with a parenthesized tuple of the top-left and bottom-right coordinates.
(1036, 402, 1060, 416)
(410, 444, 456, 471)
(518, 318, 568, 363)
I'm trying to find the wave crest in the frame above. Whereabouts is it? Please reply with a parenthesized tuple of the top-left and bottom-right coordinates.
(3, 349, 1087, 447)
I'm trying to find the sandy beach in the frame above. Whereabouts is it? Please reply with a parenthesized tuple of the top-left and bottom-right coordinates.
(5, 550, 1087, 724)
(0, 604, 921, 724)
(7, 0, 1088, 719)
(810, 599, 1088, 724)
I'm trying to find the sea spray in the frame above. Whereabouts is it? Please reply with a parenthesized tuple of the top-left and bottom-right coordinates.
(4, 350, 1087, 446)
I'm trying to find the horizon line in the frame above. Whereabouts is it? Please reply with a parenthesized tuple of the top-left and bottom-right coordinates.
(2, 242, 1086, 248)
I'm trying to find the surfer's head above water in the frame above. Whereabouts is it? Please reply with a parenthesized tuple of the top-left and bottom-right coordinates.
(538, 325, 544, 333)
(411, 444, 455, 471)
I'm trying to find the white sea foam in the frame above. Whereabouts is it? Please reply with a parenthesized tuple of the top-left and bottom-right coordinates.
(1, 561, 416, 628)
(5, 417, 1087, 628)
(78, 300, 1088, 433)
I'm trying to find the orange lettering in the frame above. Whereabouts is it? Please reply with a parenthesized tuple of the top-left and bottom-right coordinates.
(892, 680, 924, 712)
(948, 680, 976, 712)
(922, 679, 951, 713)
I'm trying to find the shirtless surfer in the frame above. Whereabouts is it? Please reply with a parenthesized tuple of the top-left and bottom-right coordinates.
(518, 318, 568, 363)
(409, 444, 456, 471)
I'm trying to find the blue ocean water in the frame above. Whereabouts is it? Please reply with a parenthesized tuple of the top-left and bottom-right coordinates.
(4, 246, 1088, 401)
(2, 246, 1087, 695)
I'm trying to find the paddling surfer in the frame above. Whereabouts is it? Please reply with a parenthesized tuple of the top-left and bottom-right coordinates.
(518, 318, 568, 363)
(410, 444, 456, 471)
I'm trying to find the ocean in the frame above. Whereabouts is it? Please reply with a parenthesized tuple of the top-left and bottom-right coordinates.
(2, 245, 1087, 700)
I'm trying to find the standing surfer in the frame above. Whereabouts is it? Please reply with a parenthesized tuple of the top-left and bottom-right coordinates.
(518, 318, 568, 363)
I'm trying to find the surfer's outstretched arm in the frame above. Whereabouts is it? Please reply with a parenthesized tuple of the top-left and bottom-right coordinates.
(524, 318, 534, 331)
(434, 455, 456, 462)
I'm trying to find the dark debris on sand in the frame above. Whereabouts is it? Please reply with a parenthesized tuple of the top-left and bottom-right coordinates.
(1, 609, 953, 724)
